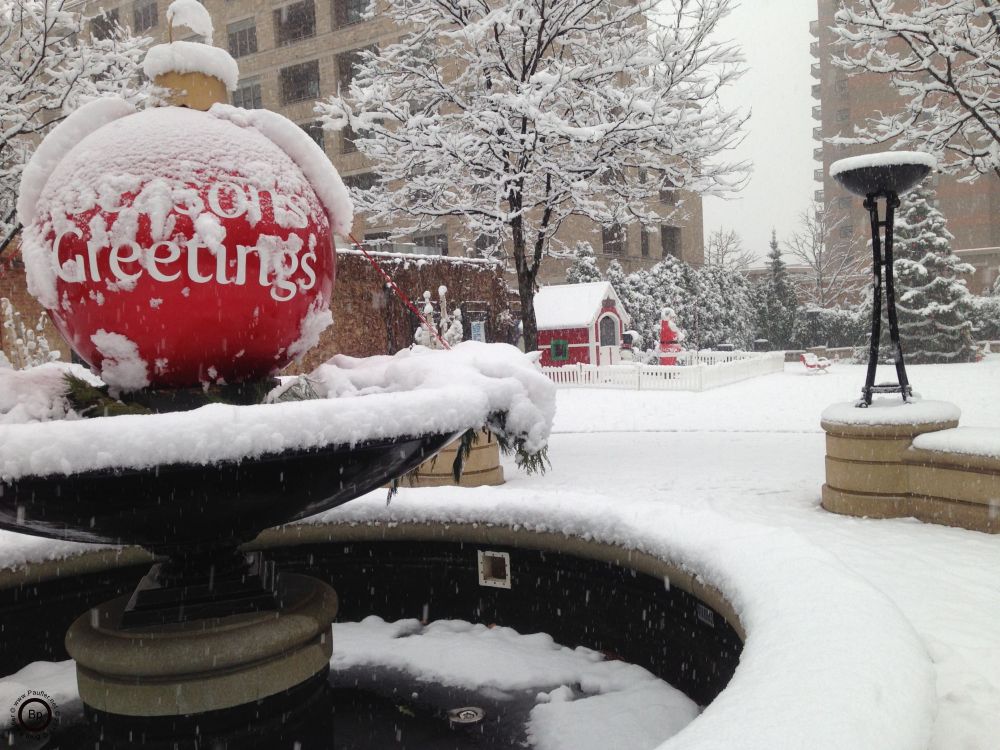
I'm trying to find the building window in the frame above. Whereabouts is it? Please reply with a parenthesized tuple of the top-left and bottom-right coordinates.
(839, 224, 854, 239)
(227, 17, 257, 58)
(640, 228, 649, 258)
(300, 121, 325, 150)
(364, 231, 390, 249)
(550, 339, 569, 361)
(659, 175, 677, 205)
(412, 232, 449, 256)
(333, 0, 367, 27)
(836, 108, 850, 122)
(91, 9, 119, 40)
(133, 0, 157, 32)
(835, 78, 848, 95)
(280, 60, 321, 104)
(342, 172, 376, 192)
(337, 48, 371, 94)
(602, 224, 626, 256)
(273, 0, 316, 46)
(232, 77, 262, 109)
(660, 225, 681, 258)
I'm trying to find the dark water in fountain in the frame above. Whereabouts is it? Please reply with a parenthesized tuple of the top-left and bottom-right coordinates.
(24, 666, 534, 749)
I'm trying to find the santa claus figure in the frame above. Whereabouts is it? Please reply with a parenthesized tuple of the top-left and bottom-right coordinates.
(658, 308, 685, 366)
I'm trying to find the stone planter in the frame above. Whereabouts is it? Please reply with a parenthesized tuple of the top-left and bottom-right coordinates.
(821, 400, 1000, 533)
(402, 429, 505, 487)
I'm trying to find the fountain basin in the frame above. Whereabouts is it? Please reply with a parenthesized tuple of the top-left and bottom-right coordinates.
(830, 151, 936, 197)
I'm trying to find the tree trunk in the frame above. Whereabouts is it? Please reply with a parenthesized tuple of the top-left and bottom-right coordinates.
(518, 268, 538, 354)
(510, 214, 539, 353)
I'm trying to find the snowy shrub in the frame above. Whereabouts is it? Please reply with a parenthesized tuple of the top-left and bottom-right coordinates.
(792, 306, 866, 349)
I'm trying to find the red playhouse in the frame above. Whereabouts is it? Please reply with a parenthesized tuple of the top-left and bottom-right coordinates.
(535, 281, 631, 366)
(658, 307, 685, 365)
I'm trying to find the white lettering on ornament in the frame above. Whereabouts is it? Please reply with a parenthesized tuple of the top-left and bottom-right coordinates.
(53, 235, 319, 302)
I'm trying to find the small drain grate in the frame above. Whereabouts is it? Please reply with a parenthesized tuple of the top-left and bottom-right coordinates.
(447, 706, 486, 726)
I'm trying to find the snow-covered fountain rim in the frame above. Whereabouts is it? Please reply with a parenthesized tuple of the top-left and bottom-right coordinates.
(830, 150, 937, 178)
(276, 511, 935, 750)
(0, 343, 554, 482)
(0, 511, 936, 750)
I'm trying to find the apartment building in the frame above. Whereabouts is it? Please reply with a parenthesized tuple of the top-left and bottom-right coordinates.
(811, 0, 1000, 293)
(83, 0, 704, 284)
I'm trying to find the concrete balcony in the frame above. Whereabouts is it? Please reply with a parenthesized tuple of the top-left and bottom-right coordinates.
(814, 168, 825, 182)
(812, 105, 822, 121)
(815, 189, 825, 203)
(811, 63, 821, 79)
(810, 19, 819, 37)
(814, 146, 825, 161)
(812, 83, 821, 100)
(810, 41, 819, 58)
(813, 126, 823, 140)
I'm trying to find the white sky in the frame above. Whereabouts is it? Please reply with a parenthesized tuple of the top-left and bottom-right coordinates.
(701, 0, 818, 266)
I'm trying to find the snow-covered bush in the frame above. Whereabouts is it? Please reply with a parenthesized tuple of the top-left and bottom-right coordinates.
(565, 242, 602, 285)
(969, 295, 1000, 342)
(792, 306, 866, 349)
(0, 297, 59, 369)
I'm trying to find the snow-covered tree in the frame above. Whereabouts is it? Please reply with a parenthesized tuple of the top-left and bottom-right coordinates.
(704, 227, 753, 271)
(687, 264, 754, 349)
(753, 230, 798, 349)
(565, 241, 602, 284)
(882, 183, 977, 363)
(832, 0, 1000, 179)
(785, 203, 868, 308)
(317, 0, 749, 351)
(0, 0, 150, 252)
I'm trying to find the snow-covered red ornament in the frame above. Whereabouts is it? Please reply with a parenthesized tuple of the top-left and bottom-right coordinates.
(16, 3, 352, 390)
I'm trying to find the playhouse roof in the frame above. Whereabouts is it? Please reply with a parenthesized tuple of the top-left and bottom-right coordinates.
(534, 281, 630, 330)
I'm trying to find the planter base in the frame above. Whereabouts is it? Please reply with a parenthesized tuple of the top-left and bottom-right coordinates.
(66, 573, 337, 717)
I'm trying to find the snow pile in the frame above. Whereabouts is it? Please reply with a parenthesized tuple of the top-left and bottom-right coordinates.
(90, 330, 150, 392)
(0, 363, 100, 424)
(0, 342, 553, 480)
(165, 0, 214, 40)
(0, 660, 81, 731)
(332, 616, 699, 750)
(831, 151, 938, 177)
(210, 104, 354, 236)
(822, 397, 960, 426)
(913, 427, 1000, 459)
(143, 42, 239, 91)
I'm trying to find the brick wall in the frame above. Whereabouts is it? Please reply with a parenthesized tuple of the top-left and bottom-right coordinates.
(288, 250, 516, 372)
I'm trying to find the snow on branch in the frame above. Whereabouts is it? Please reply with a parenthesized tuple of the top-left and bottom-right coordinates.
(832, 0, 1000, 179)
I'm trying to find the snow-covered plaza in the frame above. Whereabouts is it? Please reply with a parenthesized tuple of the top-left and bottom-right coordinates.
(4, 359, 999, 749)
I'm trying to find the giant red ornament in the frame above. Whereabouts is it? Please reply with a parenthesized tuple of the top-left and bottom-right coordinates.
(22, 106, 338, 389)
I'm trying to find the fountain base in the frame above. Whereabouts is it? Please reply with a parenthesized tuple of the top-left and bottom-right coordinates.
(65, 573, 337, 717)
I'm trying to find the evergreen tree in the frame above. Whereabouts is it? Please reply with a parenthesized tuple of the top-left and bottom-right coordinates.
(884, 184, 976, 363)
(565, 241, 602, 284)
(754, 230, 798, 349)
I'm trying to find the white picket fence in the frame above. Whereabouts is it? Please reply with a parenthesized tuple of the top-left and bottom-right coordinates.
(541, 352, 785, 392)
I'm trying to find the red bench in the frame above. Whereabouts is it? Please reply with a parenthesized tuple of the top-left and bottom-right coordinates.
(800, 352, 832, 373)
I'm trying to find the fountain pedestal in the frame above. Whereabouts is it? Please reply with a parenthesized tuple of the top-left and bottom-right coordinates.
(66, 573, 338, 717)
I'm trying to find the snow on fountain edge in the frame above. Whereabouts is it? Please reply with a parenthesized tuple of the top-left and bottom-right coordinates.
(302, 492, 937, 750)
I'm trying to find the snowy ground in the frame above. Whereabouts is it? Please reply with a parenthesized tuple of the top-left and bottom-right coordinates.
(2, 359, 999, 749)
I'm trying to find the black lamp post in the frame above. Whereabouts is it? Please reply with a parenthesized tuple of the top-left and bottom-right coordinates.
(830, 152, 936, 407)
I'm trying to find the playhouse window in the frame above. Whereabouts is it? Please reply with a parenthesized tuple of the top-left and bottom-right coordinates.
(550, 340, 569, 361)
(599, 316, 618, 346)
